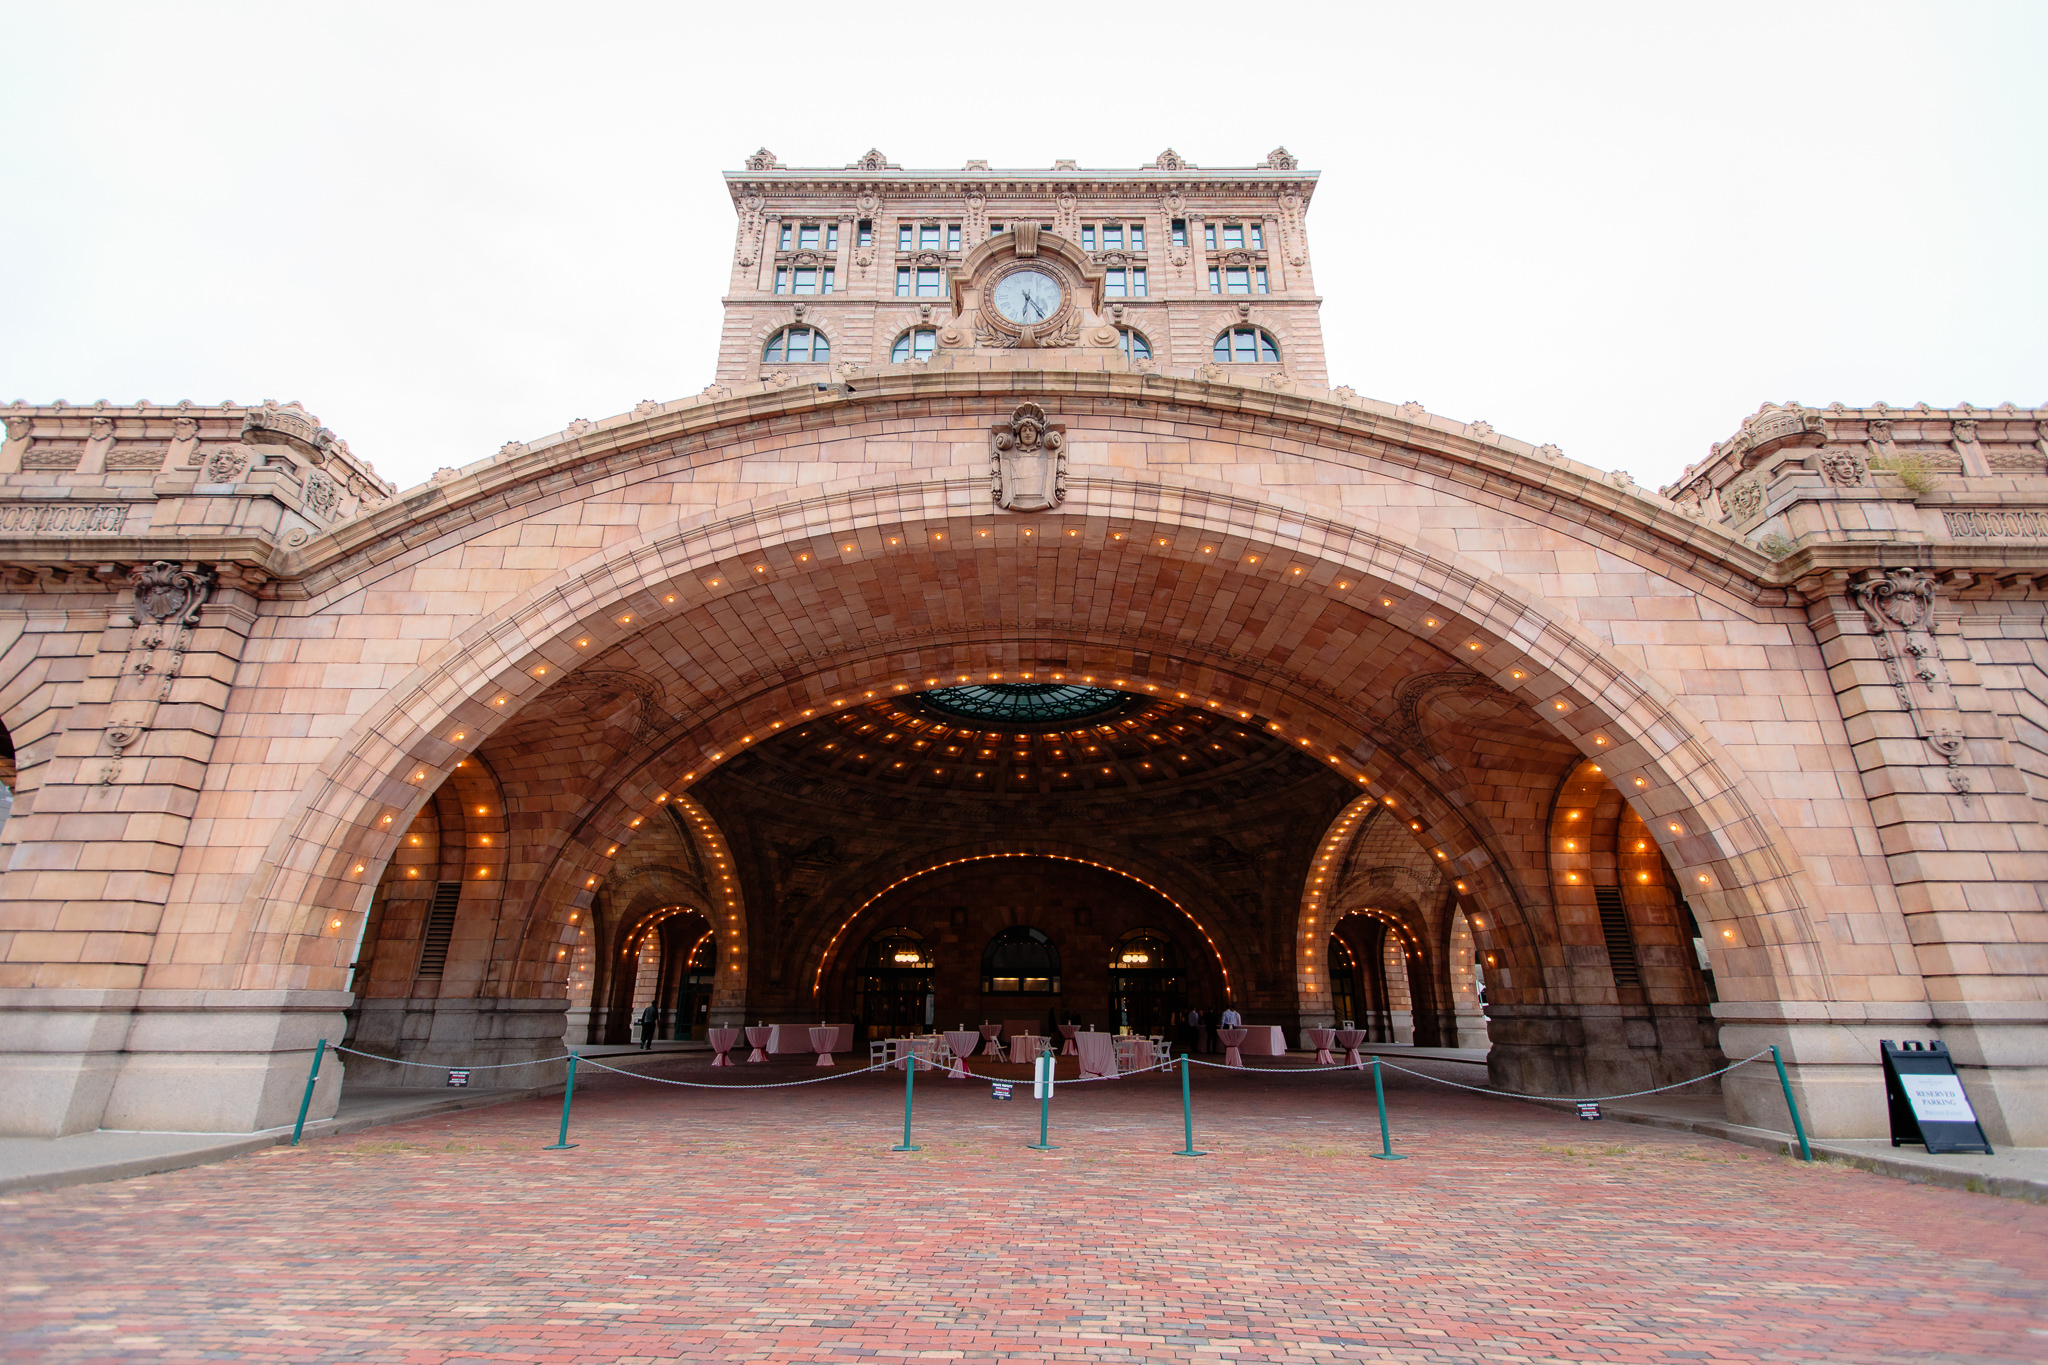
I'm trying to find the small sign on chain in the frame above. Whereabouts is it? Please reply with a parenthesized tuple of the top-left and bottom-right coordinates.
(447, 1069, 470, 1088)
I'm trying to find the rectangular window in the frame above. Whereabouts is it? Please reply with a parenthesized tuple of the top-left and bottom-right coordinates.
(898, 225, 913, 250)
(1130, 267, 1147, 296)
(779, 223, 792, 251)
(786, 329, 814, 363)
(1171, 219, 1187, 246)
(857, 220, 872, 247)
(1223, 224, 1244, 249)
(1081, 225, 1095, 250)
(826, 224, 838, 251)
(1129, 224, 1145, 250)
(792, 268, 817, 295)
(947, 224, 961, 251)
(1255, 267, 1267, 294)
(1103, 224, 1123, 250)
(1208, 267, 1221, 294)
(1250, 224, 1264, 249)
(919, 224, 941, 250)
(896, 267, 912, 297)
(1104, 269, 1125, 298)
(797, 224, 819, 250)
(1225, 267, 1251, 295)
(773, 268, 788, 295)
(1205, 223, 1217, 251)
(822, 268, 836, 294)
(990, 221, 1006, 233)
(916, 268, 944, 297)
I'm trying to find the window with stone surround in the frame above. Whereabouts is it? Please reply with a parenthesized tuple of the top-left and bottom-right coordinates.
(1213, 326, 1279, 364)
(778, 223, 838, 252)
(1118, 327, 1152, 360)
(982, 926, 1061, 995)
(1209, 266, 1268, 295)
(895, 267, 946, 298)
(773, 267, 835, 295)
(1103, 268, 1147, 298)
(890, 328, 937, 363)
(763, 325, 831, 364)
(1171, 218, 1187, 246)
(1204, 222, 1263, 251)
(1081, 223, 1144, 252)
(898, 223, 962, 251)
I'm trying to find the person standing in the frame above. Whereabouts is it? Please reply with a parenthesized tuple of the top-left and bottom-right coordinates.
(637, 1003, 659, 1050)
(1220, 1003, 1243, 1031)
(1184, 1004, 1202, 1057)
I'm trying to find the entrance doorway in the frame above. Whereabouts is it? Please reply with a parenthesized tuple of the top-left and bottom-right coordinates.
(1108, 931, 1183, 1037)
(669, 932, 716, 1040)
(858, 928, 934, 1039)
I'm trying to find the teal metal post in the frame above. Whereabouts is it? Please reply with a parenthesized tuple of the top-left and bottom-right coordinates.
(1370, 1056, 1405, 1160)
(1029, 1053, 1057, 1150)
(1770, 1045, 1812, 1162)
(545, 1052, 580, 1150)
(892, 1047, 921, 1151)
(290, 1038, 327, 1146)
(1174, 1055, 1207, 1157)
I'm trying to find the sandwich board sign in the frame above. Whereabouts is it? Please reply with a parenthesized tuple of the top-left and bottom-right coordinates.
(1881, 1040, 1992, 1154)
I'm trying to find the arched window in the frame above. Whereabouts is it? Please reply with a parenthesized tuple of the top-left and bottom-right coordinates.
(763, 325, 830, 364)
(1213, 326, 1279, 364)
(981, 926, 1060, 994)
(890, 328, 937, 363)
(1118, 327, 1151, 360)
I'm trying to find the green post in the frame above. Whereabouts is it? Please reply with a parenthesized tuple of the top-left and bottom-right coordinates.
(1174, 1055, 1207, 1157)
(1029, 1053, 1057, 1150)
(545, 1052, 580, 1150)
(1771, 1044, 1812, 1163)
(1370, 1055, 1405, 1160)
(290, 1038, 327, 1146)
(892, 1045, 921, 1152)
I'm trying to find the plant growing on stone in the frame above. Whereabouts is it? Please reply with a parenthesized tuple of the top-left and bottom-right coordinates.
(1870, 450, 1942, 496)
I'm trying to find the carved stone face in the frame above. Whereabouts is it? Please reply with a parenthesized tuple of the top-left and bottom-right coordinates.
(992, 270, 1063, 324)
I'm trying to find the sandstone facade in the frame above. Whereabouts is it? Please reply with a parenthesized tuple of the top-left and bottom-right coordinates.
(0, 154, 2042, 1146)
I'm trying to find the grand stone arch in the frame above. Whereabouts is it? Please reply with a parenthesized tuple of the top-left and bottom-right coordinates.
(2, 151, 2040, 1148)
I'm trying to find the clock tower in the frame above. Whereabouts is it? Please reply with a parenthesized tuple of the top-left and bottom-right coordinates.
(717, 146, 1325, 386)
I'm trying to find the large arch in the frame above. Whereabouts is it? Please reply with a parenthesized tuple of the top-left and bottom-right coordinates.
(213, 478, 1829, 1075)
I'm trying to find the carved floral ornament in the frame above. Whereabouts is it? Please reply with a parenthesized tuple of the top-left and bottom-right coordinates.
(990, 402, 1066, 512)
(1723, 478, 1765, 521)
(131, 561, 212, 627)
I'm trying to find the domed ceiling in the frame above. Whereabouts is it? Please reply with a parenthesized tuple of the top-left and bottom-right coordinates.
(710, 684, 1337, 804)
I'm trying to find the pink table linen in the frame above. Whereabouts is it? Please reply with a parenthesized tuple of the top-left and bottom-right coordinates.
(978, 1023, 1003, 1055)
(1074, 1031, 1118, 1078)
(1009, 1034, 1044, 1065)
(1059, 1023, 1079, 1056)
(1304, 1028, 1336, 1065)
(1334, 1028, 1367, 1068)
(1217, 1027, 1249, 1068)
(942, 1030, 981, 1079)
(743, 1025, 771, 1063)
(708, 1026, 740, 1067)
(1237, 1025, 1288, 1056)
(808, 1026, 838, 1066)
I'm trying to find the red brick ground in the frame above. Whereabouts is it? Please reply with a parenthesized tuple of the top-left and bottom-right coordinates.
(4, 1056, 2045, 1364)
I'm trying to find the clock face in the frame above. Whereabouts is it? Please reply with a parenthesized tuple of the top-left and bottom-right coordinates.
(992, 269, 1064, 324)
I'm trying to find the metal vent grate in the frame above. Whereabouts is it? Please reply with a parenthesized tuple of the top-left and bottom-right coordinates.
(416, 882, 462, 977)
(1595, 887, 1640, 988)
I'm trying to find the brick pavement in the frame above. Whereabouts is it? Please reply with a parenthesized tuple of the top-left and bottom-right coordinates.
(4, 1057, 2044, 1364)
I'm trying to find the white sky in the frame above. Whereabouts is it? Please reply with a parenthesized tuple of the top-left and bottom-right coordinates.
(2, 2, 2042, 495)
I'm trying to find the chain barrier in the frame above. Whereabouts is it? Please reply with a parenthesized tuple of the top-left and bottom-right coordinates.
(1184, 1048, 1775, 1104)
(332, 1044, 572, 1070)
(578, 1055, 896, 1089)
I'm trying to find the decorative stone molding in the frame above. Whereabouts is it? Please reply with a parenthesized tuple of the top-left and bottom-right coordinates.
(431, 467, 460, 484)
(1943, 508, 2048, 538)
(744, 148, 780, 171)
(852, 148, 890, 171)
(1263, 147, 1299, 171)
(240, 400, 341, 464)
(565, 418, 595, 436)
(202, 446, 248, 482)
(497, 441, 528, 457)
(1723, 479, 1765, 522)
(735, 192, 766, 267)
(1152, 149, 1191, 171)
(301, 470, 342, 521)
(1849, 568, 1965, 770)
(170, 417, 198, 442)
(131, 561, 212, 627)
(1535, 444, 1564, 462)
(1818, 449, 1868, 486)
(0, 502, 131, 534)
(3, 413, 33, 442)
(990, 402, 1066, 512)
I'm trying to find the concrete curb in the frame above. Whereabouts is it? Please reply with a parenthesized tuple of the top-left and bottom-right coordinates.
(0, 1083, 563, 1196)
(1598, 1104, 2048, 1203)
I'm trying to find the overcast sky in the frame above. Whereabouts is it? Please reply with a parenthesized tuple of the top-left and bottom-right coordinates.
(2, 2, 2041, 495)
